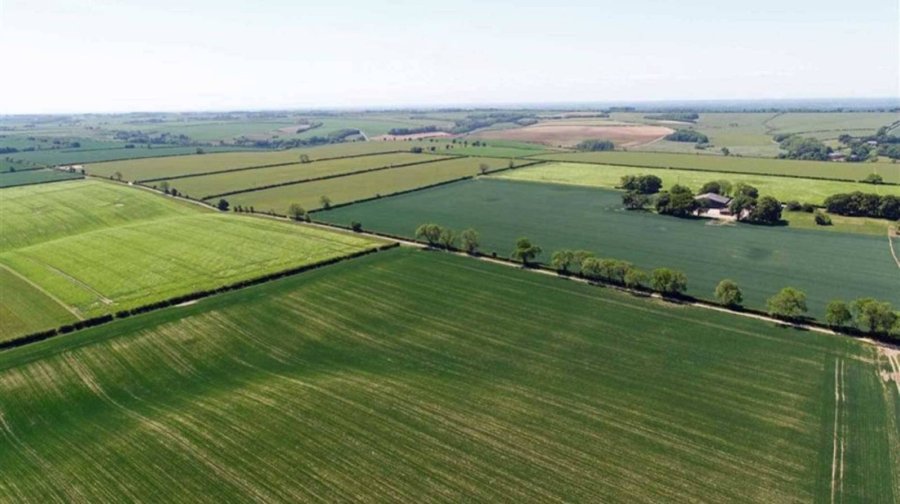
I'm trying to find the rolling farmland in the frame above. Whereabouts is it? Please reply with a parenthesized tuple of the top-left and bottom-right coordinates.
(86, 142, 406, 181)
(607, 111, 899, 157)
(319, 178, 900, 318)
(159, 152, 448, 199)
(529, 151, 900, 183)
(0, 180, 381, 341)
(232, 157, 531, 212)
(494, 162, 900, 205)
(0, 248, 896, 502)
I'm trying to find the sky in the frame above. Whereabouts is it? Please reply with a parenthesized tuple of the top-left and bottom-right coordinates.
(1, 0, 897, 113)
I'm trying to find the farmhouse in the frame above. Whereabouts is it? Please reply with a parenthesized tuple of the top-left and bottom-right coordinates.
(828, 152, 846, 161)
(694, 192, 732, 209)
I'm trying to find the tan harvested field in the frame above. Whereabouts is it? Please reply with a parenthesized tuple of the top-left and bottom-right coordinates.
(473, 121, 673, 147)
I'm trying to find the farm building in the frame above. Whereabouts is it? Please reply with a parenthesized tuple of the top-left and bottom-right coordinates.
(828, 152, 846, 161)
(694, 192, 732, 209)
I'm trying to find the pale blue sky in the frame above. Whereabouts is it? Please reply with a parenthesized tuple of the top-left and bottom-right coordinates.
(1, 0, 897, 113)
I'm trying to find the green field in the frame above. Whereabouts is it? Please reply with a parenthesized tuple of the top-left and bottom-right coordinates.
(531, 151, 900, 183)
(0, 180, 199, 252)
(782, 211, 896, 236)
(86, 141, 406, 181)
(609, 112, 899, 157)
(423, 139, 551, 157)
(0, 248, 896, 502)
(0, 180, 381, 340)
(159, 152, 445, 199)
(319, 179, 900, 318)
(495, 162, 900, 205)
(0, 266, 79, 338)
(233, 157, 529, 212)
(765, 112, 899, 140)
(0, 168, 83, 188)
(7, 145, 253, 167)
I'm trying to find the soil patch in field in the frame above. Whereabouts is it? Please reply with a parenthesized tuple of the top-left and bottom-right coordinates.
(472, 123, 673, 147)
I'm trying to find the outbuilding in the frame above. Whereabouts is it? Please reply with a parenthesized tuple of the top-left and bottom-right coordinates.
(694, 192, 732, 209)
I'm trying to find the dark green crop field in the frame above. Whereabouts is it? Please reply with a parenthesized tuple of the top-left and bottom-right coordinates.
(530, 151, 900, 183)
(0, 248, 896, 502)
(0, 168, 83, 188)
(320, 179, 900, 318)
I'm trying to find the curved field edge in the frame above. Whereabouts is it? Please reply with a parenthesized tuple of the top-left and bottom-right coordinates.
(0, 248, 896, 502)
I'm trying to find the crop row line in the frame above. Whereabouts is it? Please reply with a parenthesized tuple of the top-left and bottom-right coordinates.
(136, 149, 409, 183)
(0, 242, 400, 351)
(194, 156, 457, 200)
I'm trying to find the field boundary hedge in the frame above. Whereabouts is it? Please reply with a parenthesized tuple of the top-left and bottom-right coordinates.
(526, 155, 900, 185)
(311, 222, 900, 345)
(138, 150, 409, 183)
(195, 156, 455, 200)
(0, 243, 399, 351)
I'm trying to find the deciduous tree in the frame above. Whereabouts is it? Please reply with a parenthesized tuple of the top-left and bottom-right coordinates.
(766, 287, 808, 319)
(511, 237, 542, 266)
(824, 300, 852, 328)
(650, 268, 688, 296)
(714, 279, 743, 308)
(415, 223, 443, 247)
(851, 298, 897, 334)
(460, 228, 479, 254)
(550, 250, 574, 273)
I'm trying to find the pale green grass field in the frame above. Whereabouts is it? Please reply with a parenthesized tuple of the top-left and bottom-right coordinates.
(0, 180, 380, 340)
(0, 267, 78, 338)
(232, 156, 528, 212)
(782, 211, 896, 236)
(530, 151, 900, 183)
(494, 162, 900, 205)
(86, 142, 406, 181)
(0, 180, 199, 252)
(161, 152, 445, 199)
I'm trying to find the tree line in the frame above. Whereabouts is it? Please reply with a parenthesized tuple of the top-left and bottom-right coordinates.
(403, 223, 899, 338)
(574, 139, 615, 152)
(824, 192, 900, 220)
(775, 135, 831, 161)
(388, 126, 439, 136)
(645, 113, 699, 123)
(664, 129, 709, 143)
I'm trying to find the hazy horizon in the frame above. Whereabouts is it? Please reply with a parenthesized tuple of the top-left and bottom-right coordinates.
(2, 0, 897, 114)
